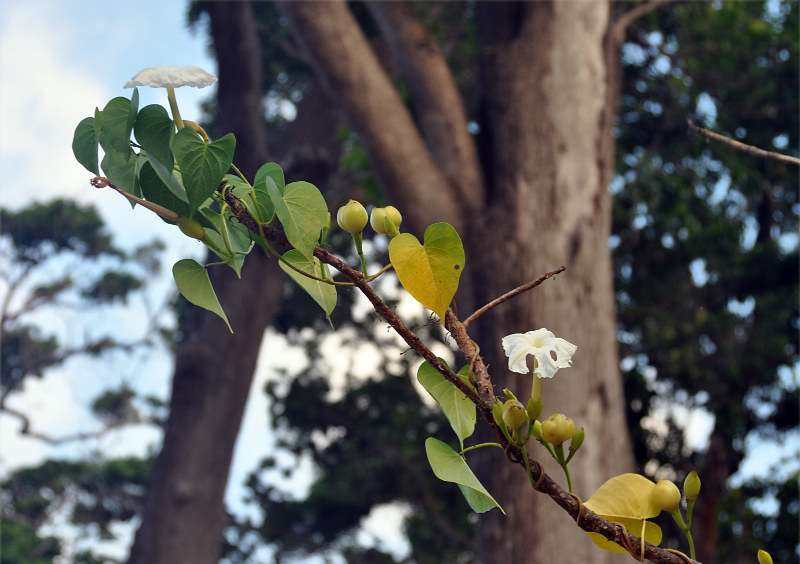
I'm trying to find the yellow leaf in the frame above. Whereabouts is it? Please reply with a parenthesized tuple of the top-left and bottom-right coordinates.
(584, 473, 663, 553)
(389, 223, 465, 321)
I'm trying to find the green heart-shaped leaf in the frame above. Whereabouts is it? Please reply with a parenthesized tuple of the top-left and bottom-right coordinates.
(97, 91, 138, 156)
(134, 104, 174, 169)
(279, 249, 337, 319)
(139, 161, 189, 219)
(266, 178, 328, 258)
(584, 473, 663, 553)
(172, 259, 232, 333)
(425, 438, 503, 514)
(72, 116, 100, 175)
(254, 162, 285, 192)
(101, 148, 140, 201)
(173, 128, 236, 213)
(389, 223, 465, 321)
(418, 361, 476, 449)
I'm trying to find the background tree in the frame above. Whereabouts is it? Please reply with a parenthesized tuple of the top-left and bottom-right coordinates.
(0, 200, 165, 562)
(613, 3, 798, 562)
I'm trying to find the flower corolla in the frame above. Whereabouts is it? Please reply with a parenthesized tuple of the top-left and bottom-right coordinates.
(124, 65, 217, 89)
(501, 328, 577, 379)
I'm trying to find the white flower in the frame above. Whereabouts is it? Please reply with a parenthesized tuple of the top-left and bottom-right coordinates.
(501, 328, 577, 379)
(124, 65, 217, 89)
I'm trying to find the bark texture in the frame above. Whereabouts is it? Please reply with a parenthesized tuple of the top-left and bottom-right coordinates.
(277, 2, 634, 562)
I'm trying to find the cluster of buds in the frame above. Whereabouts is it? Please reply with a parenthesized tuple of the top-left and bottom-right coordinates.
(336, 200, 403, 237)
(336, 200, 403, 277)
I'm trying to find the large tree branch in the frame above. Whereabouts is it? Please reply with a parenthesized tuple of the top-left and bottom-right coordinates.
(366, 2, 484, 211)
(276, 0, 464, 233)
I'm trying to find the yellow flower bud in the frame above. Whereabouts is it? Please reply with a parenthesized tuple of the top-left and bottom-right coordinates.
(757, 549, 773, 564)
(683, 470, 701, 502)
(540, 413, 575, 445)
(337, 199, 368, 234)
(652, 479, 682, 513)
(370, 205, 402, 235)
(177, 216, 206, 240)
(502, 399, 528, 432)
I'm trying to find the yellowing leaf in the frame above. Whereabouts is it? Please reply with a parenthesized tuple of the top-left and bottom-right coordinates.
(584, 473, 663, 553)
(388, 223, 465, 321)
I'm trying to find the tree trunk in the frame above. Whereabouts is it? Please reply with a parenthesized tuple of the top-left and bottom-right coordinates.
(470, 3, 633, 561)
(127, 4, 276, 563)
(277, 2, 634, 562)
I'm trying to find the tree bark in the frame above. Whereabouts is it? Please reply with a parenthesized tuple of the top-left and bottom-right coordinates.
(277, 2, 633, 563)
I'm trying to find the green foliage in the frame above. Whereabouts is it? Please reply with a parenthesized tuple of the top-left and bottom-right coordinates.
(266, 179, 329, 259)
(417, 362, 475, 449)
(0, 200, 117, 263)
(278, 250, 337, 319)
(2, 457, 150, 541)
(172, 259, 232, 332)
(0, 518, 61, 564)
(424, 438, 502, 514)
(173, 128, 236, 214)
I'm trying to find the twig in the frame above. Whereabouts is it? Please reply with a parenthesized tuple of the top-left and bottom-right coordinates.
(688, 120, 800, 167)
(463, 266, 566, 328)
(2, 405, 138, 445)
(612, 0, 672, 46)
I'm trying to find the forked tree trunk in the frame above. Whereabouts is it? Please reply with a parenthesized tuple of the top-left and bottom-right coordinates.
(277, 2, 634, 562)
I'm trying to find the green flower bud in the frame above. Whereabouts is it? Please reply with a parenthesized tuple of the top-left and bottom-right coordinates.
(177, 216, 206, 240)
(532, 419, 543, 441)
(526, 397, 543, 422)
(502, 399, 528, 432)
(757, 549, 774, 564)
(337, 199, 368, 234)
(569, 427, 585, 453)
(683, 470, 701, 502)
(370, 205, 402, 235)
(492, 400, 505, 429)
(540, 413, 575, 445)
(652, 479, 682, 513)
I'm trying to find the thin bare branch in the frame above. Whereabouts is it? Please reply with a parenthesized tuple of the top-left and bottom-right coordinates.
(2, 405, 139, 445)
(688, 120, 800, 167)
(463, 266, 567, 328)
